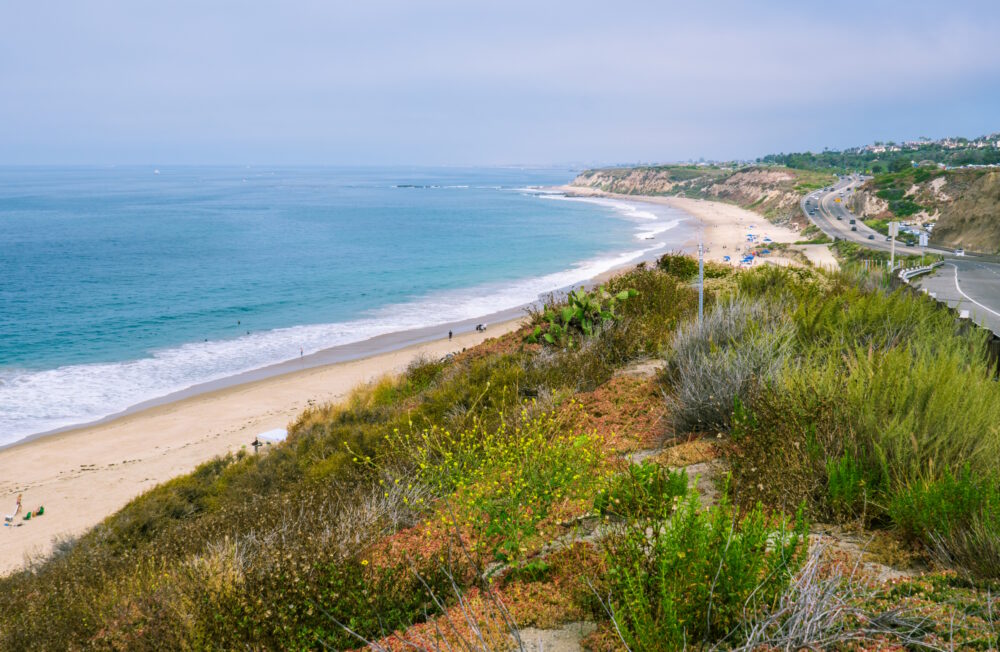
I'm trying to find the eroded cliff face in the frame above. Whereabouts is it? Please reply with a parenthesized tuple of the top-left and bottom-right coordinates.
(930, 170, 1000, 253)
(571, 167, 685, 195)
(847, 191, 889, 219)
(849, 169, 1000, 253)
(571, 165, 826, 228)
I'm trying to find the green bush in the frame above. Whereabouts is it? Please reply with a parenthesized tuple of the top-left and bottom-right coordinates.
(889, 468, 994, 541)
(602, 266, 699, 358)
(656, 251, 699, 280)
(890, 470, 1000, 579)
(826, 452, 881, 521)
(603, 485, 808, 650)
(594, 460, 688, 519)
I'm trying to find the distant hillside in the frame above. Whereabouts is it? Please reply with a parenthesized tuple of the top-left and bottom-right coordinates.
(761, 132, 1000, 173)
(848, 167, 1000, 253)
(571, 164, 835, 228)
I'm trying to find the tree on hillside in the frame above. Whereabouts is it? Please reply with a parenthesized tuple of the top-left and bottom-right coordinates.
(889, 157, 911, 173)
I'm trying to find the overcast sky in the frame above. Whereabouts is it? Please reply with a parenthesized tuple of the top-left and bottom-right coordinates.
(2, 1, 999, 165)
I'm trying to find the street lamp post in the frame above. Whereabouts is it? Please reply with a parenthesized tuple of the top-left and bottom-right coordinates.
(698, 241, 704, 324)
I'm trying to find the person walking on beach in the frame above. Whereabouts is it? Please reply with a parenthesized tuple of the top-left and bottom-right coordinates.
(4, 494, 22, 524)
(448, 330, 453, 341)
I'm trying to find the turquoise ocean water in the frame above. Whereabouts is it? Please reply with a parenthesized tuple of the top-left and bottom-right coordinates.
(0, 166, 691, 444)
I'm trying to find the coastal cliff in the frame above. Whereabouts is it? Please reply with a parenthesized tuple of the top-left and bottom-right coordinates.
(571, 164, 836, 228)
(848, 167, 1000, 253)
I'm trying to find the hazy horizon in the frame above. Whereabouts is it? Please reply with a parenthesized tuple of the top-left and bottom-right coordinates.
(2, 0, 999, 166)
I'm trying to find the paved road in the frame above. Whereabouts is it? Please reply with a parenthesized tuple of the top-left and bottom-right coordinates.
(800, 178, 1000, 335)
(800, 176, 951, 257)
(915, 261, 1000, 336)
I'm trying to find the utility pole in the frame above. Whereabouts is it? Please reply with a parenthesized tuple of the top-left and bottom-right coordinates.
(698, 241, 704, 323)
(889, 221, 897, 272)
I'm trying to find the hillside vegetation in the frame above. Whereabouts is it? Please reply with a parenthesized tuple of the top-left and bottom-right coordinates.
(571, 165, 835, 228)
(761, 133, 1000, 173)
(848, 167, 1000, 253)
(3, 258, 1000, 650)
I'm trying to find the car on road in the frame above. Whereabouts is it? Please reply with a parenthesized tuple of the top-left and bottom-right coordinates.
(851, 226, 857, 231)
(867, 235, 875, 240)
(849, 219, 856, 225)
(836, 216, 842, 220)
(956, 249, 965, 256)
(906, 241, 914, 247)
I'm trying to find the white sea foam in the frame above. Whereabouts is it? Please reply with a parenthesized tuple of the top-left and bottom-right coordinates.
(527, 190, 685, 241)
(0, 245, 664, 446)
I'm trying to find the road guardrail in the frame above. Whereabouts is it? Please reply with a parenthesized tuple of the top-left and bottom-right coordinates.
(898, 262, 943, 283)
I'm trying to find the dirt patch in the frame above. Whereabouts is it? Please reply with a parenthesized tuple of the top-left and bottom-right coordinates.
(810, 524, 926, 584)
(654, 438, 721, 468)
(519, 622, 598, 652)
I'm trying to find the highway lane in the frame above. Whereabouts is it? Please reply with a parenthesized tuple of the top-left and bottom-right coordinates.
(801, 176, 948, 256)
(914, 261, 1000, 336)
(800, 176, 1000, 335)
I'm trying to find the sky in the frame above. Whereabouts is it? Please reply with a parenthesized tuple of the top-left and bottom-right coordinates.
(2, 0, 999, 165)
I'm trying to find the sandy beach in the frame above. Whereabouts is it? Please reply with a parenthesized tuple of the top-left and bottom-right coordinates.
(0, 190, 834, 577)
(554, 185, 805, 262)
(0, 320, 522, 575)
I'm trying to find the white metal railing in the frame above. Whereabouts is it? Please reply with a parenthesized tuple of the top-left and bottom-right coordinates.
(898, 261, 943, 283)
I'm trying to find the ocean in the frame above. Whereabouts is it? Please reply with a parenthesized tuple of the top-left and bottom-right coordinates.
(0, 166, 692, 445)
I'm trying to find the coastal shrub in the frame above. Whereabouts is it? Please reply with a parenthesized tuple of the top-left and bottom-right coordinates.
(655, 252, 730, 282)
(928, 513, 1000, 581)
(825, 452, 881, 521)
(736, 264, 817, 301)
(656, 251, 699, 280)
(840, 342, 1000, 483)
(889, 468, 995, 541)
(602, 485, 808, 651)
(594, 460, 688, 519)
(889, 470, 1000, 579)
(664, 296, 792, 434)
(732, 334, 1000, 526)
(729, 381, 844, 516)
(394, 409, 606, 564)
(792, 284, 964, 355)
(606, 267, 698, 347)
